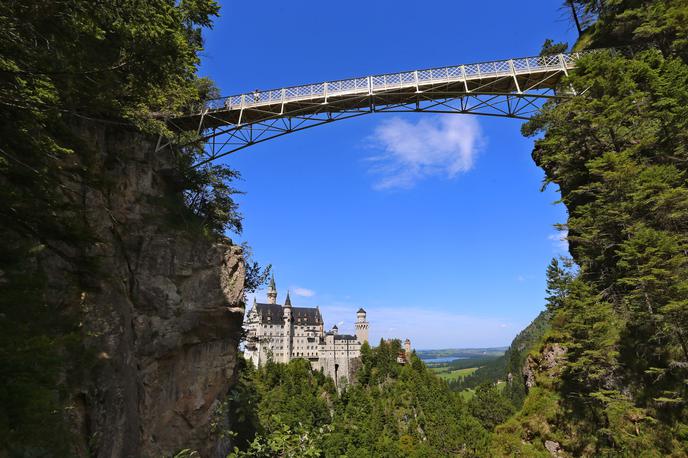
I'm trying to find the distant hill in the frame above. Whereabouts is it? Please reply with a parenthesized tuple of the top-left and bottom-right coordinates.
(449, 311, 551, 407)
(416, 347, 507, 362)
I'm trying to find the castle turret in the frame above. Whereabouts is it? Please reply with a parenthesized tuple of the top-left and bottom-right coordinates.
(283, 291, 292, 363)
(404, 338, 411, 356)
(355, 308, 369, 343)
(267, 274, 277, 304)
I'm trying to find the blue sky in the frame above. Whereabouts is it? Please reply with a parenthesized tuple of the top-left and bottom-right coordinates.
(199, 1, 578, 349)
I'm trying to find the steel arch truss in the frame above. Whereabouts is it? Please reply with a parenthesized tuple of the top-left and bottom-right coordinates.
(183, 91, 553, 165)
(158, 51, 597, 163)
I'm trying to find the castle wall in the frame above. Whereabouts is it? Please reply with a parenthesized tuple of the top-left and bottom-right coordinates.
(243, 299, 367, 386)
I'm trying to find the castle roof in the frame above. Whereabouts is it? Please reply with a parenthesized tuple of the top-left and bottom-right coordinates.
(254, 303, 322, 325)
(357, 308, 366, 314)
(322, 332, 357, 340)
(334, 334, 357, 341)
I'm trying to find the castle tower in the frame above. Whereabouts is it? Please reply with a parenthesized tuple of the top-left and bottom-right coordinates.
(283, 291, 293, 363)
(355, 308, 369, 343)
(267, 274, 277, 304)
(404, 338, 411, 356)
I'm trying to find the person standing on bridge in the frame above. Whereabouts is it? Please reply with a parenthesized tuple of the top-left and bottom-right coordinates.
(253, 89, 260, 103)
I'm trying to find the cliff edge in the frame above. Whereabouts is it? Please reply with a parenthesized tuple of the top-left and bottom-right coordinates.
(40, 122, 245, 457)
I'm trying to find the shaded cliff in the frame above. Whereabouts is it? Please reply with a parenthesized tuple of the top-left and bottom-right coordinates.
(2, 121, 245, 457)
(0, 2, 250, 455)
(67, 123, 245, 457)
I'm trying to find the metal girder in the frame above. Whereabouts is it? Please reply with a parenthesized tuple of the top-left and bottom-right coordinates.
(158, 51, 601, 164)
(191, 92, 554, 166)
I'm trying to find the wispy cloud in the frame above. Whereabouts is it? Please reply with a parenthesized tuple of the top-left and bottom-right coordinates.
(318, 303, 527, 349)
(548, 229, 569, 252)
(293, 287, 315, 297)
(366, 115, 484, 189)
(245, 292, 533, 348)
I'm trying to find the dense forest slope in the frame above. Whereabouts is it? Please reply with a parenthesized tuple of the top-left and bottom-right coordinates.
(492, 1, 688, 456)
(0, 1, 251, 456)
(223, 340, 501, 457)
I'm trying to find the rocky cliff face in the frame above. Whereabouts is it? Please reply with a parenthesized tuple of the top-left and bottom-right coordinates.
(522, 343, 566, 393)
(42, 122, 245, 457)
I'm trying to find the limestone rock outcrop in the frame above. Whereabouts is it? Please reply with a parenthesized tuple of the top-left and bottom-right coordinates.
(42, 122, 245, 457)
(522, 343, 566, 393)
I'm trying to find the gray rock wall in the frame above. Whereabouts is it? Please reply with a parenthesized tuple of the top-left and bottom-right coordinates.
(42, 122, 245, 457)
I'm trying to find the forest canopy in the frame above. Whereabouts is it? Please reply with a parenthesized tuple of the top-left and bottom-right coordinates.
(491, 1, 688, 455)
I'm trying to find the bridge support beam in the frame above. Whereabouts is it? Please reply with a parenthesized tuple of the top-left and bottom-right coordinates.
(157, 50, 598, 161)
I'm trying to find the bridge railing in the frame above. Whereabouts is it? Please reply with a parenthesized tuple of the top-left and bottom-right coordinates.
(205, 51, 592, 112)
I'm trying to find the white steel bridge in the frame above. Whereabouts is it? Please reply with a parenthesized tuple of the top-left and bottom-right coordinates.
(164, 51, 596, 162)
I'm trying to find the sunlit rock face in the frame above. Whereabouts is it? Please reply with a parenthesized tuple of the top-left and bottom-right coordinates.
(43, 122, 245, 457)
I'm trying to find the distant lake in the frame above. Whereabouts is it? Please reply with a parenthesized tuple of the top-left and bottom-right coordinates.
(420, 356, 467, 363)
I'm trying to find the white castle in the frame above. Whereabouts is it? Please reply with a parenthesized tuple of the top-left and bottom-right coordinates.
(243, 276, 369, 384)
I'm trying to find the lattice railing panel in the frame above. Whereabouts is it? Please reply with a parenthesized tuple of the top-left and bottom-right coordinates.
(194, 51, 600, 112)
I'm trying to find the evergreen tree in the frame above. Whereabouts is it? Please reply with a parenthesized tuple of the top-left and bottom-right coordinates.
(493, 1, 688, 455)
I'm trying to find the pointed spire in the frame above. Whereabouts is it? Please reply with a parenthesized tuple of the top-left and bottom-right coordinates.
(267, 274, 277, 304)
(284, 290, 292, 307)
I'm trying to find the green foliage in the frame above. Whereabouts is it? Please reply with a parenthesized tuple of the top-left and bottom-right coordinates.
(226, 341, 491, 457)
(580, 0, 688, 59)
(432, 366, 480, 382)
(253, 359, 334, 433)
(181, 161, 244, 235)
(540, 39, 569, 56)
(490, 388, 562, 458)
(228, 418, 331, 458)
(222, 358, 335, 452)
(450, 356, 507, 392)
(468, 383, 516, 430)
(0, 0, 220, 127)
(544, 257, 575, 312)
(495, 1, 688, 455)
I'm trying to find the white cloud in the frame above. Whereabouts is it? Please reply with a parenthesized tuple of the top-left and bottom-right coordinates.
(292, 287, 315, 297)
(366, 115, 484, 189)
(548, 229, 569, 252)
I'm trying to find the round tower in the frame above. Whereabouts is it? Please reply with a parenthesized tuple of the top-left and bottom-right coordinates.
(354, 308, 369, 343)
(282, 291, 293, 363)
(267, 274, 277, 304)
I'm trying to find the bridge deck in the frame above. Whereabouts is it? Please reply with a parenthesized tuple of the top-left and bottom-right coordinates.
(169, 52, 586, 133)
